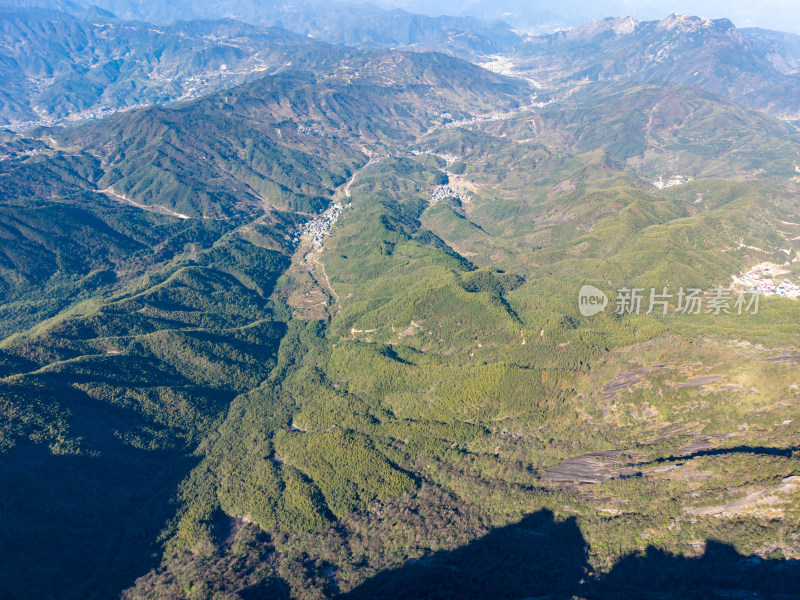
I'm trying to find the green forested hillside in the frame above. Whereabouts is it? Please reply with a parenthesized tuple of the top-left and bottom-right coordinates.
(2, 28, 800, 600)
(49, 50, 527, 218)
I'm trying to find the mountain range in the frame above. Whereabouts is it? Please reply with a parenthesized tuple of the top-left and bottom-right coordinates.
(512, 14, 800, 119)
(1, 3, 800, 600)
(5, 6, 800, 129)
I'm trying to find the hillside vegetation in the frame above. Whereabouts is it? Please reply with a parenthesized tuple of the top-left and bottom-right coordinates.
(1, 20, 800, 600)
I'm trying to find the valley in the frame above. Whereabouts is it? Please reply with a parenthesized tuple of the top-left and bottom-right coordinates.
(1, 4, 800, 600)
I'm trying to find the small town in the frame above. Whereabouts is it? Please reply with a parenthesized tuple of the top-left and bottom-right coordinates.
(8, 104, 149, 132)
(297, 124, 330, 137)
(296, 201, 347, 248)
(0, 147, 45, 161)
(652, 175, 692, 189)
(411, 149, 462, 163)
(733, 267, 800, 298)
(442, 112, 511, 129)
(430, 184, 471, 206)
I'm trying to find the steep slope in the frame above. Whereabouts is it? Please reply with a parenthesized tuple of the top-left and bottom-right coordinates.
(0, 47, 531, 600)
(528, 81, 800, 177)
(0, 47, 528, 338)
(114, 76, 800, 599)
(0, 222, 293, 599)
(743, 27, 800, 73)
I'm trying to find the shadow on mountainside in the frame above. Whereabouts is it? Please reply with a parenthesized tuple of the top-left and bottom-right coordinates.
(589, 541, 800, 600)
(340, 509, 588, 600)
(653, 445, 800, 464)
(340, 509, 800, 600)
(0, 380, 202, 600)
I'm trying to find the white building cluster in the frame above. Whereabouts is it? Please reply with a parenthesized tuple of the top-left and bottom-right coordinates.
(652, 175, 692, 189)
(430, 185, 470, 206)
(442, 112, 510, 129)
(8, 103, 149, 132)
(411, 149, 462, 163)
(733, 268, 800, 298)
(297, 201, 347, 248)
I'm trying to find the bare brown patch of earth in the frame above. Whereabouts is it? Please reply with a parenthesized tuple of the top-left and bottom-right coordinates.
(687, 476, 800, 518)
(601, 363, 673, 400)
(542, 450, 644, 485)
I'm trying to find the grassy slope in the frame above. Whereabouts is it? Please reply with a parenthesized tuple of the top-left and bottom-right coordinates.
(1, 55, 800, 600)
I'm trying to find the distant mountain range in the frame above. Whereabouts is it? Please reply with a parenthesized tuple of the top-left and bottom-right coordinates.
(4, 5, 800, 128)
(3, 0, 521, 52)
(0, 3, 519, 128)
(5, 0, 632, 33)
(0, 7, 333, 128)
(510, 14, 800, 120)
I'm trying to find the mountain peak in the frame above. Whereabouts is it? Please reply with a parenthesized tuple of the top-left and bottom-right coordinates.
(562, 17, 640, 41)
(607, 16, 639, 35)
(656, 13, 715, 33)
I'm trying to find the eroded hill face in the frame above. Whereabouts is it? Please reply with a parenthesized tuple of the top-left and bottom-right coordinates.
(1, 18, 800, 600)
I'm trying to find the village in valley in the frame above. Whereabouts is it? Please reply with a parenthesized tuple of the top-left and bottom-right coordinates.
(441, 112, 512, 129)
(733, 264, 800, 298)
(652, 174, 693, 189)
(408, 149, 474, 206)
(296, 201, 347, 249)
(430, 184, 471, 206)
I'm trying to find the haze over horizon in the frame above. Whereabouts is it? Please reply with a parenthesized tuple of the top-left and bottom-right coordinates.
(358, 0, 800, 34)
(7, 0, 800, 34)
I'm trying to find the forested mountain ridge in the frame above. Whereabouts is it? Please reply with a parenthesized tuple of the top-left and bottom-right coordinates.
(5, 0, 520, 54)
(7, 5, 800, 132)
(0, 3, 521, 128)
(1, 7, 800, 600)
(0, 7, 324, 128)
(48, 48, 529, 219)
(0, 45, 528, 342)
(0, 48, 533, 598)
